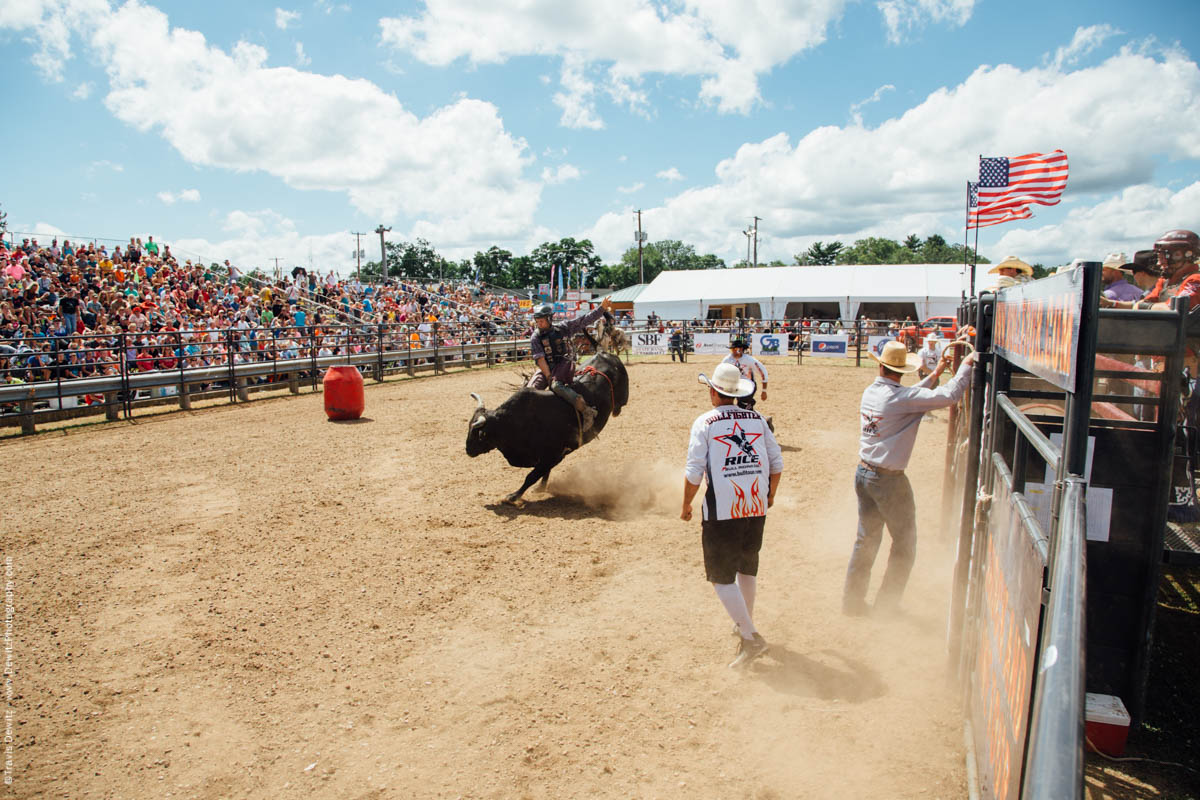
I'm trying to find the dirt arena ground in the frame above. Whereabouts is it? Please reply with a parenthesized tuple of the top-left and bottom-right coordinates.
(4, 355, 968, 799)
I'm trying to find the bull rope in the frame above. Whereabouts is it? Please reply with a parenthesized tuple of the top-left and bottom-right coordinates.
(578, 364, 616, 412)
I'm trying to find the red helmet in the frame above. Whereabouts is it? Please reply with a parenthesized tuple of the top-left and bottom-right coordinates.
(1153, 229, 1200, 267)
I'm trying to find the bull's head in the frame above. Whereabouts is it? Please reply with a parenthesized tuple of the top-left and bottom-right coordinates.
(465, 392, 497, 457)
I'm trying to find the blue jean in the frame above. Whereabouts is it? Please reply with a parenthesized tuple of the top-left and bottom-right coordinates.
(844, 464, 917, 607)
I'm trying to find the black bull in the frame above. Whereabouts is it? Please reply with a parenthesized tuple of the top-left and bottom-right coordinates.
(465, 352, 630, 505)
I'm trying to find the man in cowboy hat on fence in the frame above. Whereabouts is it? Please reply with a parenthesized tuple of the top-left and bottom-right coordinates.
(983, 255, 1033, 291)
(1100, 252, 1144, 303)
(682, 362, 783, 668)
(843, 338, 977, 616)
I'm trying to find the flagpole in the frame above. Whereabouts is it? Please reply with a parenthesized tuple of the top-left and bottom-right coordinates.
(972, 155, 982, 292)
(964, 180, 974, 296)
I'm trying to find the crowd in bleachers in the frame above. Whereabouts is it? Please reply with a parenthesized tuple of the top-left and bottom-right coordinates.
(0, 234, 538, 387)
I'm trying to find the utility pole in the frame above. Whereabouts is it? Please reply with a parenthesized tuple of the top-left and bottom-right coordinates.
(752, 216, 761, 268)
(352, 231, 366, 281)
(374, 225, 391, 278)
(271, 257, 283, 282)
(636, 209, 645, 284)
(743, 228, 752, 268)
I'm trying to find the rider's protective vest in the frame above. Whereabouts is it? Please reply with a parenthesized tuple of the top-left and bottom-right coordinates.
(537, 325, 570, 367)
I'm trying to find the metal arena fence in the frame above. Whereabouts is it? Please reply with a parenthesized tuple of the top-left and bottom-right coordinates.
(0, 323, 533, 433)
(0, 315, 954, 433)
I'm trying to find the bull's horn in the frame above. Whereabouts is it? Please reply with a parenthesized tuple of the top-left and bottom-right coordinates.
(470, 392, 484, 409)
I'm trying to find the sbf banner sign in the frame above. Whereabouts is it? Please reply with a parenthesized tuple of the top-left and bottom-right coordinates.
(537, 283, 550, 297)
(633, 332, 667, 355)
(811, 334, 849, 357)
(693, 333, 731, 355)
(751, 333, 784, 357)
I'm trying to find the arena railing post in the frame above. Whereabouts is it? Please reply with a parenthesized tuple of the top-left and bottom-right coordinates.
(856, 318, 863, 367)
(377, 325, 385, 382)
(433, 321, 441, 374)
(309, 326, 318, 390)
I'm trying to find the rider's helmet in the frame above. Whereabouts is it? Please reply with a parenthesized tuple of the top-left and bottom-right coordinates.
(729, 335, 749, 349)
(533, 303, 554, 320)
(1153, 230, 1200, 273)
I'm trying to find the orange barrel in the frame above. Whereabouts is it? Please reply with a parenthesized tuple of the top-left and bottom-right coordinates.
(323, 365, 364, 420)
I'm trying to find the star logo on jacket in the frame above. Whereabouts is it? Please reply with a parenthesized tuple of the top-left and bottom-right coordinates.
(862, 412, 882, 436)
(714, 422, 762, 468)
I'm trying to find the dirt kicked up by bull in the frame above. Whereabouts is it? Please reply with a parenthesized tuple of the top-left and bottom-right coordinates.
(465, 315, 630, 507)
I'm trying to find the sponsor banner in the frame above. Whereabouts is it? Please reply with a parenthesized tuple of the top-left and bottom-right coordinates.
(633, 331, 667, 355)
(565, 290, 580, 302)
(751, 333, 784, 357)
(811, 334, 849, 357)
(537, 283, 550, 296)
(867, 335, 895, 356)
(693, 333, 731, 355)
(552, 302, 569, 313)
(518, 299, 532, 309)
(993, 267, 1086, 392)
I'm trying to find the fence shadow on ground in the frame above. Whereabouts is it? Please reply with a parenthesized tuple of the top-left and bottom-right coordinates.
(751, 645, 887, 703)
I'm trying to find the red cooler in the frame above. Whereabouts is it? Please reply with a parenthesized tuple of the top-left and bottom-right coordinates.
(323, 365, 364, 421)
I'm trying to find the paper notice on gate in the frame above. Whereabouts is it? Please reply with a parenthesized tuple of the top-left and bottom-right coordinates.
(1022, 483, 1112, 542)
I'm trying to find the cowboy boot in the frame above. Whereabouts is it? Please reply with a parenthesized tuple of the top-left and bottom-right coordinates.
(551, 380, 596, 432)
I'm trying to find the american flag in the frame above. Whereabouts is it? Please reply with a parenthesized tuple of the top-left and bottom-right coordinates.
(976, 150, 1068, 213)
(968, 181, 1033, 229)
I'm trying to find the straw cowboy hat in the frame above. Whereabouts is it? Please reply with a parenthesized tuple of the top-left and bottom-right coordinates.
(988, 256, 1033, 276)
(697, 363, 755, 397)
(869, 340, 921, 373)
(1102, 252, 1133, 272)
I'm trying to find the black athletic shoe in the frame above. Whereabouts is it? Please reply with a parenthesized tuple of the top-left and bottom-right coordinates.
(729, 633, 769, 669)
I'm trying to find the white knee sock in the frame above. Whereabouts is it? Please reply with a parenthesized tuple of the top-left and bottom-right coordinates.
(736, 573, 757, 618)
(713, 582, 756, 639)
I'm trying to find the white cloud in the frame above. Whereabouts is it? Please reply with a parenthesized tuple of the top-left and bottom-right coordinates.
(656, 167, 684, 182)
(2, 0, 541, 246)
(171, 210, 359, 275)
(877, 0, 976, 45)
(294, 41, 310, 67)
(379, 0, 858, 118)
(87, 159, 123, 173)
(582, 44, 1200, 265)
(275, 7, 299, 30)
(617, 182, 644, 194)
(541, 164, 581, 185)
(157, 188, 202, 205)
(1, 0, 108, 81)
(553, 55, 603, 129)
(991, 182, 1200, 267)
(1049, 24, 1121, 70)
(72, 80, 92, 99)
(849, 83, 894, 124)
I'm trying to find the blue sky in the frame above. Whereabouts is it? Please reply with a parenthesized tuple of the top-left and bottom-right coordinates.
(3, 0, 1199, 275)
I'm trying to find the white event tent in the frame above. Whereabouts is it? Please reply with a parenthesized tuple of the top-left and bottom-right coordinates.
(631, 263, 991, 321)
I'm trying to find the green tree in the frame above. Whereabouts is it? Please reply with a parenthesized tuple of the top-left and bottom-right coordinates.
(530, 237, 602, 292)
(797, 240, 845, 265)
(472, 246, 513, 285)
(903, 234, 922, 252)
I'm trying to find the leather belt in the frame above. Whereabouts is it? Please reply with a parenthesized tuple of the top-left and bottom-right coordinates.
(860, 459, 904, 475)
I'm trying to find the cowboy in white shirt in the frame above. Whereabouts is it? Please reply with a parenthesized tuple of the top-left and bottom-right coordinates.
(843, 339, 976, 616)
(682, 363, 783, 668)
(916, 335, 941, 381)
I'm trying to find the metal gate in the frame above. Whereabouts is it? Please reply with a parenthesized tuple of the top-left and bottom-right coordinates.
(943, 263, 1188, 799)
